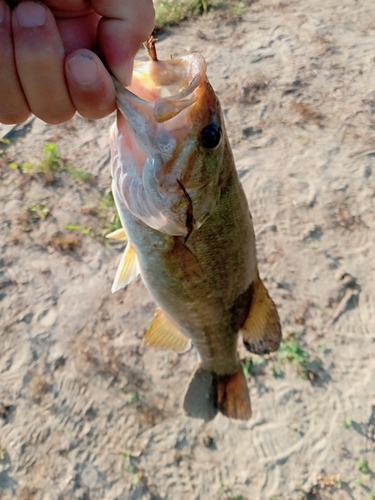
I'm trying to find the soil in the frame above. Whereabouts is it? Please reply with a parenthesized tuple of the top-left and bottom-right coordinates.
(0, 0, 374, 499)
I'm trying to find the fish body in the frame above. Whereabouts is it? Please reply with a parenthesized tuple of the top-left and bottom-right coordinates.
(109, 40, 281, 420)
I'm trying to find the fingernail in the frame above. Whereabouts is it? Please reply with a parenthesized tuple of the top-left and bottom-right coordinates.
(15, 2, 47, 28)
(68, 54, 98, 85)
(0, 1, 7, 24)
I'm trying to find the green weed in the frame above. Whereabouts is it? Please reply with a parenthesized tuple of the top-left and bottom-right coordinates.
(242, 357, 253, 377)
(66, 165, 93, 184)
(0, 445, 6, 460)
(65, 225, 92, 236)
(9, 161, 34, 172)
(343, 417, 352, 429)
(155, 0, 209, 28)
(38, 143, 61, 184)
(334, 477, 342, 489)
(31, 202, 50, 221)
(231, 3, 246, 17)
(99, 191, 122, 236)
(318, 343, 328, 353)
(276, 333, 317, 379)
(8, 143, 91, 186)
(17, 201, 50, 231)
(121, 451, 137, 474)
(356, 460, 371, 474)
(129, 391, 139, 404)
(242, 355, 265, 377)
(272, 365, 284, 378)
(370, 491, 375, 500)
(9, 143, 61, 182)
(105, 214, 122, 235)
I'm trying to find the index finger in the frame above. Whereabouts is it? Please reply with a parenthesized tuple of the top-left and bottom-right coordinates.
(93, 0, 155, 85)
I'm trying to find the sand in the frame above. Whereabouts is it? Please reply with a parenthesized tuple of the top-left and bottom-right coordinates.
(0, 0, 374, 498)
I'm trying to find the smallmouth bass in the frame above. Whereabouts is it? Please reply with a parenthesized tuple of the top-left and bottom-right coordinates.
(108, 38, 281, 420)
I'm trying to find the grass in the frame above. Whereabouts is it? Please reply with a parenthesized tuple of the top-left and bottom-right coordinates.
(155, 0, 209, 28)
(30, 202, 49, 221)
(241, 355, 265, 377)
(356, 460, 371, 474)
(129, 391, 139, 404)
(9, 142, 92, 185)
(343, 416, 352, 429)
(17, 201, 50, 231)
(40, 143, 60, 180)
(241, 334, 320, 381)
(64, 191, 122, 241)
(218, 481, 243, 500)
(274, 332, 320, 380)
(120, 450, 141, 484)
(65, 224, 92, 236)
(9, 143, 120, 240)
(66, 165, 93, 184)
(154, 0, 247, 29)
(121, 451, 137, 474)
(98, 191, 122, 236)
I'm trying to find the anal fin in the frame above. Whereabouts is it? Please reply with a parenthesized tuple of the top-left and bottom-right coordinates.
(183, 366, 252, 421)
(106, 228, 127, 241)
(111, 244, 140, 293)
(143, 308, 191, 354)
(241, 275, 281, 355)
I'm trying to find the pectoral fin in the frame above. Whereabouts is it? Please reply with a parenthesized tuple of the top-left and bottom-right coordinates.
(111, 244, 140, 293)
(106, 228, 127, 241)
(241, 276, 281, 355)
(143, 308, 191, 354)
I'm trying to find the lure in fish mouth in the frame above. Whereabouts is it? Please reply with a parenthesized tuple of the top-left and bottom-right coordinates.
(108, 38, 282, 421)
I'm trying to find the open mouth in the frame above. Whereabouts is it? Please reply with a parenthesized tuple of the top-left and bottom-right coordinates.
(110, 40, 219, 237)
(114, 37, 207, 127)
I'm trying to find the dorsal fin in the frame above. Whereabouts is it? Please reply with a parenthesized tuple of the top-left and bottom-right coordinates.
(106, 228, 127, 241)
(111, 244, 140, 293)
(240, 275, 281, 355)
(143, 308, 191, 354)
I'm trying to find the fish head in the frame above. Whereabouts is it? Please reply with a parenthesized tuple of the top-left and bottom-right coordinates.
(111, 52, 231, 237)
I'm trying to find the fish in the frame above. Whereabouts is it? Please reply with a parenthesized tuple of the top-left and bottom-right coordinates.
(108, 37, 281, 421)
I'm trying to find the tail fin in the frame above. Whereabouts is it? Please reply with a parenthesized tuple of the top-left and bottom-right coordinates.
(183, 366, 252, 421)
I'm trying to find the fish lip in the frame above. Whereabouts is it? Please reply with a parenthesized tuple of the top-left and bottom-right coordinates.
(113, 53, 207, 125)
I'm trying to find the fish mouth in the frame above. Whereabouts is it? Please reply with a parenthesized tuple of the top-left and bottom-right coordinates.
(111, 50, 220, 236)
(118, 53, 207, 123)
(113, 52, 209, 163)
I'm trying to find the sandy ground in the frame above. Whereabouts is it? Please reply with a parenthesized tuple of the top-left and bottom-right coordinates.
(1, 0, 375, 499)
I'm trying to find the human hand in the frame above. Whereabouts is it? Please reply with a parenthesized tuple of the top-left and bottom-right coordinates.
(0, 0, 155, 124)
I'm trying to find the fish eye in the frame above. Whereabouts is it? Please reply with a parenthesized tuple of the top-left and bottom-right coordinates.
(200, 124, 221, 149)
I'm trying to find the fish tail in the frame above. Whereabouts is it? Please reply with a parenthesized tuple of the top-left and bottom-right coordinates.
(183, 366, 252, 421)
